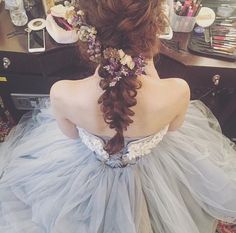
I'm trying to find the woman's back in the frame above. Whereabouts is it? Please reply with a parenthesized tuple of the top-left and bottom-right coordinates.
(1, 0, 236, 232)
(50, 68, 190, 138)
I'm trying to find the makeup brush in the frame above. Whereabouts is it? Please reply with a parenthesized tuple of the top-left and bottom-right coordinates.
(211, 31, 236, 36)
(215, 23, 234, 27)
(213, 43, 236, 49)
(196, 42, 236, 53)
(216, 16, 236, 19)
(199, 48, 235, 55)
(213, 36, 236, 41)
(212, 46, 235, 53)
(212, 40, 236, 45)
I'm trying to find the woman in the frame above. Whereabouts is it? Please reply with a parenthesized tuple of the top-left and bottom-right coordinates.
(0, 0, 236, 232)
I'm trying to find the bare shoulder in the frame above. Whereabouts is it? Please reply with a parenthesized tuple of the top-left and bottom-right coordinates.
(164, 78, 190, 95)
(142, 77, 190, 106)
(162, 78, 190, 103)
(161, 78, 191, 130)
(50, 80, 76, 100)
(50, 80, 81, 116)
(159, 78, 190, 115)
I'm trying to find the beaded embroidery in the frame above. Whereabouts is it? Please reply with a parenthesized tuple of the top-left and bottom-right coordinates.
(78, 125, 169, 163)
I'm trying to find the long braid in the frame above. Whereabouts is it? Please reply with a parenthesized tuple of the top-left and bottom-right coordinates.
(78, 0, 167, 155)
(98, 67, 141, 154)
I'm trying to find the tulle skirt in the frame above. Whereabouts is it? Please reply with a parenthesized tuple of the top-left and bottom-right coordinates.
(0, 100, 236, 233)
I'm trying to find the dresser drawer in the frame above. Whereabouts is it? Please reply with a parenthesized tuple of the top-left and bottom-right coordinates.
(0, 46, 77, 76)
(184, 67, 236, 100)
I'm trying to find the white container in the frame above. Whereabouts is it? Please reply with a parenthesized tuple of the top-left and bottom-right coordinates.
(10, 7, 28, 26)
(5, 0, 28, 26)
(170, 10, 196, 32)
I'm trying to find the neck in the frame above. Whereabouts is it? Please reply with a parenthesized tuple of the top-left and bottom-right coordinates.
(144, 58, 160, 79)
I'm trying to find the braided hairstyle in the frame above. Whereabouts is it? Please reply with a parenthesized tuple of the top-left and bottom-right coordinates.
(79, 0, 167, 155)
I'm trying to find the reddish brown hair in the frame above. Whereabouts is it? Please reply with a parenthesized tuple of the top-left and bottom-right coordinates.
(79, 0, 167, 155)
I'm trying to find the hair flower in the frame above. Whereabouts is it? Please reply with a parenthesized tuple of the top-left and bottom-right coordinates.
(118, 49, 126, 59)
(69, 5, 146, 85)
(127, 60, 135, 70)
(78, 25, 97, 41)
(102, 48, 146, 87)
(120, 54, 132, 67)
(77, 10, 84, 16)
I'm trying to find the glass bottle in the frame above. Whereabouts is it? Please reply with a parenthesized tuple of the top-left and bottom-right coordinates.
(5, 0, 28, 26)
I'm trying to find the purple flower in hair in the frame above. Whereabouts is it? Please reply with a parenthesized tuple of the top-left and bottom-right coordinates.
(102, 48, 146, 87)
(74, 7, 146, 85)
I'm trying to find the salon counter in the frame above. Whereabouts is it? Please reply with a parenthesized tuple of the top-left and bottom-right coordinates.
(0, 4, 81, 75)
(157, 33, 236, 140)
(0, 4, 87, 120)
(159, 33, 236, 69)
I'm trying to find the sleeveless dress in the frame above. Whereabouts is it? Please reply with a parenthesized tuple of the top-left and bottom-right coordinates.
(0, 100, 236, 233)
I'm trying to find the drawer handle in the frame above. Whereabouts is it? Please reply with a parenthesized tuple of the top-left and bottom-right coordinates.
(3, 57, 11, 69)
(212, 74, 220, 86)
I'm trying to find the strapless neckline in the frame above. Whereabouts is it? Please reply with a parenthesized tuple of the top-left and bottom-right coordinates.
(77, 125, 169, 168)
(76, 125, 170, 142)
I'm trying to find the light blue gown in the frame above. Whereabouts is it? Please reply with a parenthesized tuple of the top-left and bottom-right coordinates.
(0, 100, 236, 233)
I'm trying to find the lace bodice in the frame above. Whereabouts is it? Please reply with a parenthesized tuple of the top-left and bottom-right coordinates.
(78, 126, 169, 168)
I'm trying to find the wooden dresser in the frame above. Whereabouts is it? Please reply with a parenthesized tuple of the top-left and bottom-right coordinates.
(156, 32, 236, 140)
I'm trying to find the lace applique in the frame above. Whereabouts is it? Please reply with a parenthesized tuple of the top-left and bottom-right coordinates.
(78, 125, 169, 163)
(79, 128, 109, 160)
(126, 125, 169, 160)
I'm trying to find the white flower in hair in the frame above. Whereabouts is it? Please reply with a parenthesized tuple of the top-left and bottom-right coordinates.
(78, 25, 97, 41)
(127, 59, 135, 70)
(77, 10, 84, 16)
(120, 54, 135, 70)
(109, 81, 117, 87)
(118, 49, 126, 59)
(121, 68, 128, 76)
(115, 76, 122, 81)
(118, 49, 135, 70)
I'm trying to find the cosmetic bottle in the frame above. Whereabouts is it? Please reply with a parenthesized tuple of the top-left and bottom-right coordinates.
(5, 0, 28, 26)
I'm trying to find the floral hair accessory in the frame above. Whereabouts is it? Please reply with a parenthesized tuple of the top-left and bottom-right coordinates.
(70, 3, 146, 85)
(103, 48, 146, 87)
(68, 6, 102, 63)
